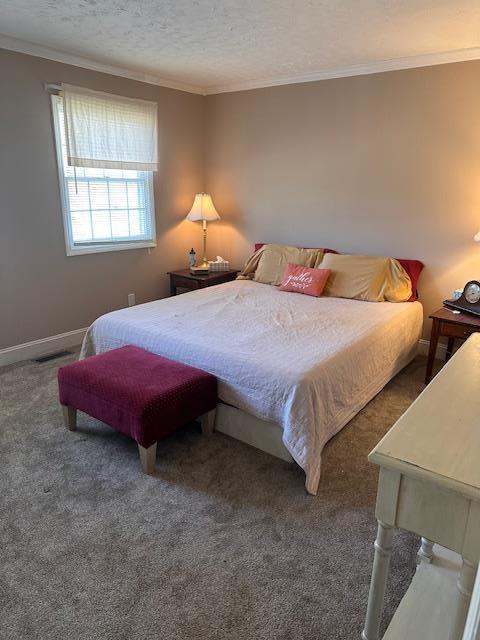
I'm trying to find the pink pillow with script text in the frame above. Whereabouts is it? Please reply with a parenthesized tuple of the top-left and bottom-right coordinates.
(280, 264, 331, 297)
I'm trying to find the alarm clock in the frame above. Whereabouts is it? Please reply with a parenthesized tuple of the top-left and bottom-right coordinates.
(444, 280, 480, 317)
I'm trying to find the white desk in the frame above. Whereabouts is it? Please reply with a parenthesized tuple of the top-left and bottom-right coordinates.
(362, 333, 480, 640)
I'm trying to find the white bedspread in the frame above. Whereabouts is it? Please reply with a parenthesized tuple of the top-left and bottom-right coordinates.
(81, 280, 423, 494)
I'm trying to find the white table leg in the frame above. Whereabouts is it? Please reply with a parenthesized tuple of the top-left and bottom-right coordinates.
(417, 537, 434, 564)
(362, 520, 394, 640)
(462, 563, 480, 640)
(449, 559, 478, 640)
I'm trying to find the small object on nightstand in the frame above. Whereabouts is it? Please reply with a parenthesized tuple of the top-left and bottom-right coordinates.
(208, 256, 230, 271)
(444, 280, 480, 317)
(424, 307, 480, 384)
(168, 269, 239, 296)
(452, 289, 463, 301)
(188, 248, 196, 269)
(190, 265, 209, 275)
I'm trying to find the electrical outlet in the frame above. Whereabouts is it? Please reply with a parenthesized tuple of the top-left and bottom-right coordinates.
(127, 293, 135, 307)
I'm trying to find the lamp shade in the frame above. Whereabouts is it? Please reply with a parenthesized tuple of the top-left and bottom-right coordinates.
(186, 193, 220, 222)
(475, 231, 480, 242)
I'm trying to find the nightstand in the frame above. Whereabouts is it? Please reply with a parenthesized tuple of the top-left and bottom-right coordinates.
(425, 307, 480, 384)
(168, 269, 239, 296)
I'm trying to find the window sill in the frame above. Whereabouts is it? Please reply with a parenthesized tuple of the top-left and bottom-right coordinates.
(66, 240, 157, 256)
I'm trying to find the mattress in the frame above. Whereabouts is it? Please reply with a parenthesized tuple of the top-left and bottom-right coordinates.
(81, 280, 423, 494)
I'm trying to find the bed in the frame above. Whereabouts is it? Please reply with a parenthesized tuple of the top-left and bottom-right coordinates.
(80, 279, 423, 494)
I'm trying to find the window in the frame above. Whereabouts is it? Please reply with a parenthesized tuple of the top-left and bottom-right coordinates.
(51, 94, 156, 256)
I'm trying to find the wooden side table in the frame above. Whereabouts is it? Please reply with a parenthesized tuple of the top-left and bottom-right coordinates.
(425, 307, 480, 384)
(168, 269, 238, 296)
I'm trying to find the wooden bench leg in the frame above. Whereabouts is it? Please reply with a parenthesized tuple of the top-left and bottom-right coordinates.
(138, 442, 157, 474)
(201, 409, 216, 435)
(61, 405, 77, 431)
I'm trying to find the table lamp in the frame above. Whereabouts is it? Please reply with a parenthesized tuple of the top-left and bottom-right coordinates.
(186, 193, 220, 269)
(475, 231, 480, 242)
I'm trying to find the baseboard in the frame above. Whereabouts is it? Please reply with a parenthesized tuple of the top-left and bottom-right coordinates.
(0, 332, 447, 368)
(0, 328, 87, 367)
(418, 338, 447, 359)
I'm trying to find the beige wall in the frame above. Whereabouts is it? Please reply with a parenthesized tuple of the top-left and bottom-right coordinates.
(2, 50, 480, 350)
(204, 61, 480, 338)
(0, 49, 205, 349)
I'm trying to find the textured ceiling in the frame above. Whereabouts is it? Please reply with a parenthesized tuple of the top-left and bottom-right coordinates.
(1, 1, 480, 93)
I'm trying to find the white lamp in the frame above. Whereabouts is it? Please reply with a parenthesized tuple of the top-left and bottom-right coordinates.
(475, 231, 480, 242)
(186, 193, 221, 268)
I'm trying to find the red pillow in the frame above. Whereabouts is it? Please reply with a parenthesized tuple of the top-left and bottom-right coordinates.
(396, 259, 424, 302)
(280, 264, 331, 297)
(254, 243, 338, 254)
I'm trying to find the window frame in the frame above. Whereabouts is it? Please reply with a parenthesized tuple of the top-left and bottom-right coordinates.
(51, 94, 157, 257)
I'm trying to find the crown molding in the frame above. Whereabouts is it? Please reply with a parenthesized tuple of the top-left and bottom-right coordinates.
(203, 46, 480, 95)
(2, 34, 480, 97)
(0, 34, 206, 95)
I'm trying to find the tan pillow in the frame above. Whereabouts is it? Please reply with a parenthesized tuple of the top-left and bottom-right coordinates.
(253, 244, 323, 286)
(320, 254, 412, 302)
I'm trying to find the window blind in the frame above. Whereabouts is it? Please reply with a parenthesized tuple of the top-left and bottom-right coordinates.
(62, 83, 158, 171)
(52, 95, 156, 255)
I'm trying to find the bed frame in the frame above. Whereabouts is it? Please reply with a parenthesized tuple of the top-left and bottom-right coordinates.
(213, 344, 419, 465)
(214, 402, 293, 462)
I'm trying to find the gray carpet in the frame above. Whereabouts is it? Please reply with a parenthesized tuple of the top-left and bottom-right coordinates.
(0, 352, 428, 640)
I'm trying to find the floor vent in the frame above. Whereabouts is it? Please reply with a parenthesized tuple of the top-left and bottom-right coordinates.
(35, 350, 71, 363)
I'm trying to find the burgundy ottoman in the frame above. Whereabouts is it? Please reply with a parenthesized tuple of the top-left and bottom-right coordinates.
(57, 346, 217, 474)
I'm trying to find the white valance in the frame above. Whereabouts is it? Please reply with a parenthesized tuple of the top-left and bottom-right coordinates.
(62, 83, 158, 171)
